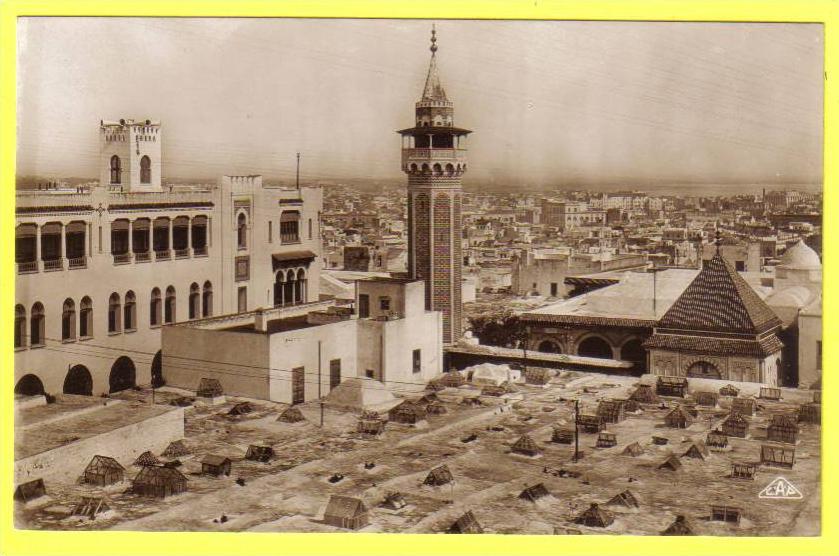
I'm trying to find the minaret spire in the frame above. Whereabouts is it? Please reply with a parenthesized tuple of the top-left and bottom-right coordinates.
(422, 25, 448, 102)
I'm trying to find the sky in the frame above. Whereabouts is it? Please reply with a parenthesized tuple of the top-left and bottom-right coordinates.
(16, 18, 824, 188)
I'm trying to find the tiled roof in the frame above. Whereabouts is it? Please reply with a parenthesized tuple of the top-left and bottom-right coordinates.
(658, 255, 782, 334)
(643, 332, 783, 357)
(520, 313, 655, 328)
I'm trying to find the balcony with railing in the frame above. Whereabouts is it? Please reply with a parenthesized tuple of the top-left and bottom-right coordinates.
(17, 260, 38, 274)
(175, 248, 191, 259)
(43, 258, 64, 271)
(113, 253, 133, 265)
(135, 251, 151, 263)
(401, 147, 467, 163)
(68, 256, 87, 269)
(154, 249, 171, 261)
(193, 245, 208, 257)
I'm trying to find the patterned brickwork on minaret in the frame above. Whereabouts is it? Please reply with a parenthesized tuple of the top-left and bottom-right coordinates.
(399, 27, 471, 344)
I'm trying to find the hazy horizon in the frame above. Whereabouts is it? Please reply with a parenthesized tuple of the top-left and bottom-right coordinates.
(17, 19, 824, 188)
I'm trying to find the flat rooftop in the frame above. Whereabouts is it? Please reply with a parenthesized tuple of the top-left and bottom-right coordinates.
(15, 395, 177, 460)
(221, 314, 320, 335)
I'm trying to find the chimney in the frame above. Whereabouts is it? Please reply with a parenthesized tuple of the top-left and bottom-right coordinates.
(254, 308, 268, 332)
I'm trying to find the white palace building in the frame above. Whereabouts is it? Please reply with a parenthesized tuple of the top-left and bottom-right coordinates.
(14, 118, 444, 403)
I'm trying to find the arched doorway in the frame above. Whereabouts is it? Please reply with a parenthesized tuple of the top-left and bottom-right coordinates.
(15, 374, 45, 396)
(151, 351, 164, 388)
(686, 360, 722, 379)
(63, 365, 93, 395)
(109, 356, 136, 393)
(577, 336, 613, 359)
(620, 339, 646, 375)
(537, 340, 561, 353)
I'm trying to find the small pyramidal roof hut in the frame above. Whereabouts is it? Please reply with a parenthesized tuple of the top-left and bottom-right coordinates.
(196, 378, 223, 398)
(228, 402, 254, 416)
(519, 483, 550, 502)
(682, 441, 710, 460)
(661, 514, 695, 535)
(607, 489, 639, 508)
(511, 434, 541, 457)
(448, 510, 483, 534)
(83, 455, 125, 486)
(664, 406, 693, 429)
(573, 503, 614, 527)
(630, 384, 659, 403)
(133, 451, 162, 467)
(277, 406, 306, 423)
(14, 479, 46, 502)
(162, 440, 190, 458)
(132, 466, 188, 498)
(622, 442, 644, 457)
(424, 465, 454, 486)
(658, 454, 682, 471)
(323, 495, 369, 530)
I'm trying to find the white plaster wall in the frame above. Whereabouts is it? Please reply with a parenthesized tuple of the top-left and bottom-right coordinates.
(267, 319, 358, 403)
(15, 407, 184, 484)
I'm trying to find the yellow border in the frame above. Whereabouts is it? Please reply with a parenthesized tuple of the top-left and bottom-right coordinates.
(0, 1, 835, 555)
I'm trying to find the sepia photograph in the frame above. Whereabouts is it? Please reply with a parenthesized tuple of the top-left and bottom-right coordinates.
(11, 15, 823, 538)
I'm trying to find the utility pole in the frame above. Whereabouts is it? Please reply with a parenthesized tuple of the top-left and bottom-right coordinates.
(296, 152, 301, 190)
(318, 339, 323, 427)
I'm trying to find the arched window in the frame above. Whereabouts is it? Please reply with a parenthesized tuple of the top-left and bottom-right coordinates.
(295, 269, 306, 304)
(189, 283, 200, 319)
(150, 287, 162, 326)
(108, 293, 121, 333)
(62, 298, 76, 341)
(202, 281, 213, 317)
(537, 340, 561, 353)
(140, 155, 151, 184)
(14, 305, 25, 348)
(110, 155, 122, 184)
(80, 296, 93, 338)
(237, 213, 247, 250)
(164, 286, 176, 323)
(124, 291, 136, 331)
(30, 302, 45, 346)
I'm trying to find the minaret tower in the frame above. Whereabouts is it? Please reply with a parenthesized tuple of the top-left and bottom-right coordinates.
(399, 26, 471, 344)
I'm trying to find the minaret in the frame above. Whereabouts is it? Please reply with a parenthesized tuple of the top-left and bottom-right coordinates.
(399, 27, 471, 344)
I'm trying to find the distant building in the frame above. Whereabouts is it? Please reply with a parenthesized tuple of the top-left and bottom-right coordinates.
(512, 249, 647, 298)
(541, 200, 606, 231)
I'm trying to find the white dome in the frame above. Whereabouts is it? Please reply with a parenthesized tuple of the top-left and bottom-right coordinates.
(780, 240, 821, 270)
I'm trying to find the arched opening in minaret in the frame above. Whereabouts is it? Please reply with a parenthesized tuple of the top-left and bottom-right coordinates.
(445, 163, 454, 176)
(421, 163, 430, 175)
(432, 163, 442, 176)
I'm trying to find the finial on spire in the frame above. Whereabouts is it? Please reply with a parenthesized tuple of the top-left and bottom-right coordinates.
(430, 24, 437, 54)
(715, 229, 722, 255)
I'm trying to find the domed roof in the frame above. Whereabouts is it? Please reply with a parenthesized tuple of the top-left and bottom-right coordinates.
(780, 241, 821, 270)
(766, 286, 814, 309)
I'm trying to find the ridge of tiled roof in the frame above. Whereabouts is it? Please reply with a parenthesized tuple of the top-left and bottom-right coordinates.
(657, 254, 782, 334)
